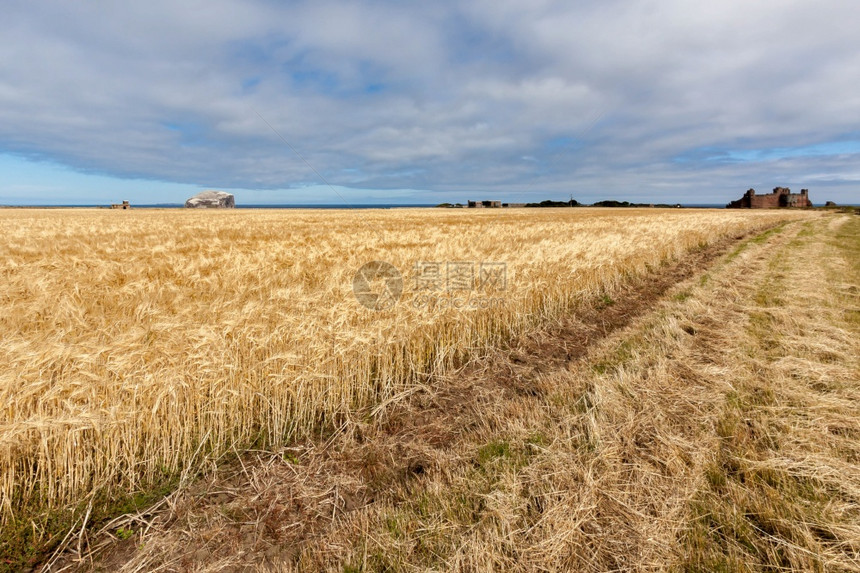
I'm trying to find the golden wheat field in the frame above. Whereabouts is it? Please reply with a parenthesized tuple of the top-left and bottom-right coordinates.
(0, 207, 805, 532)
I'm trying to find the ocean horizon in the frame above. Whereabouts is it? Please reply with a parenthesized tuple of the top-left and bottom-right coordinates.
(3, 203, 855, 209)
(0, 203, 753, 209)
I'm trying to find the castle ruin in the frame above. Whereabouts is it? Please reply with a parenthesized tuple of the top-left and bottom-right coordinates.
(726, 187, 812, 209)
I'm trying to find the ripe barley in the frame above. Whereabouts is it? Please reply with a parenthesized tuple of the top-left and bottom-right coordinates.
(0, 207, 809, 526)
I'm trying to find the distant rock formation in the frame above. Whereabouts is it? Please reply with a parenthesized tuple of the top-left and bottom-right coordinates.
(184, 191, 235, 209)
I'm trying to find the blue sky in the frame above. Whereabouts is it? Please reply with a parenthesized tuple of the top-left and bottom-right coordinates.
(2, 0, 859, 205)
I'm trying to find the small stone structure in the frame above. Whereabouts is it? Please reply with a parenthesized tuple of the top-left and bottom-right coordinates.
(727, 187, 812, 209)
(184, 190, 236, 209)
(467, 200, 502, 208)
(110, 200, 131, 209)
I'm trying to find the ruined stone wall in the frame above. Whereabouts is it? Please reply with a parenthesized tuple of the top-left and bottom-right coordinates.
(749, 193, 781, 208)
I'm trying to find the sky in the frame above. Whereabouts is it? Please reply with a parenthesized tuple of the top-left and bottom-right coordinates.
(1, 0, 859, 206)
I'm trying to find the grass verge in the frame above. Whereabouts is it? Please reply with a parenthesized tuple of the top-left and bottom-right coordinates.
(679, 215, 860, 572)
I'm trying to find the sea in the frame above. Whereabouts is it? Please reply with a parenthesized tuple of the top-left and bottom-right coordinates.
(3, 203, 732, 209)
(3, 203, 856, 209)
(0, 203, 436, 209)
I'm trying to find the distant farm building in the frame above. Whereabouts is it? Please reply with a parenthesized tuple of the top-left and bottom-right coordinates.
(727, 187, 812, 209)
(468, 200, 502, 208)
(111, 200, 131, 209)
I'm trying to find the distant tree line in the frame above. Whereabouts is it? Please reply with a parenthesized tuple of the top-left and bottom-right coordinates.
(437, 199, 683, 208)
(524, 199, 580, 207)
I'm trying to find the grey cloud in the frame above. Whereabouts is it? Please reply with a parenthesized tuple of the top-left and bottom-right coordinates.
(1, 0, 859, 203)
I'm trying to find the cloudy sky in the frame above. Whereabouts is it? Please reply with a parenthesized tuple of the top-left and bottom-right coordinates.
(2, 0, 859, 205)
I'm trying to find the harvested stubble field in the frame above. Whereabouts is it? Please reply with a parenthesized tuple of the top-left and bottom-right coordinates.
(3, 207, 856, 571)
